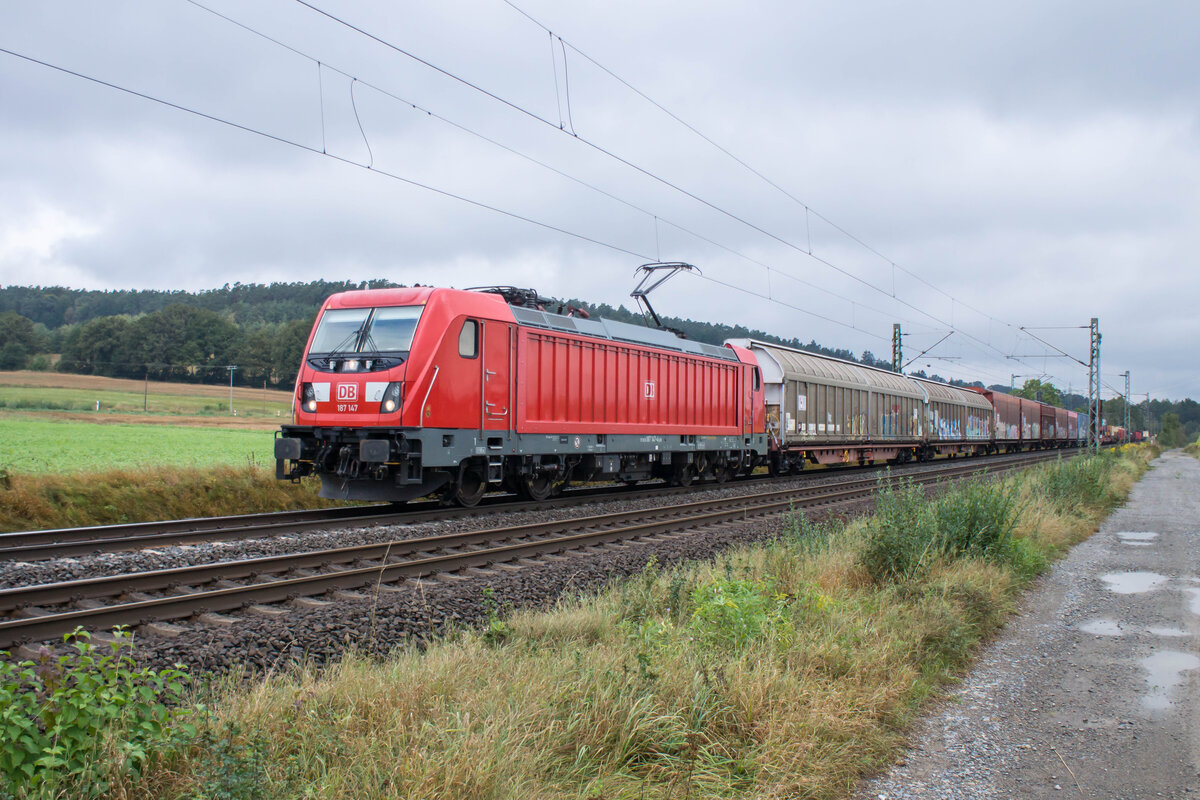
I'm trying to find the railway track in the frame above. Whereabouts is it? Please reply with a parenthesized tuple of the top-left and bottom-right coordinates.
(0, 481, 700, 562)
(0, 449, 1083, 562)
(0, 450, 1067, 651)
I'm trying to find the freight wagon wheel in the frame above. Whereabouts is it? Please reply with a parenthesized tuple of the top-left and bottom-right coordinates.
(453, 466, 487, 507)
(673, 465, 695, 487)
(520, 473, 554, 502)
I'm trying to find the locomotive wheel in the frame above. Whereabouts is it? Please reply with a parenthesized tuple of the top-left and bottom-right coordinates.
(453, 468, 487, 507)
(713, 465, 731, 484)
(520, 473, 554, 502)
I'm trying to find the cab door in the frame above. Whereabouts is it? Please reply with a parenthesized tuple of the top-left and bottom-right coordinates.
(482, 321, 513, 432)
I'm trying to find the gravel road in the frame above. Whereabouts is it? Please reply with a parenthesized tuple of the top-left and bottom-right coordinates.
(857, 451, 1200, 800)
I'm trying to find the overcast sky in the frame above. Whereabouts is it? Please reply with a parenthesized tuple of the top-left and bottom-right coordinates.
(2, 1, 1197, 403)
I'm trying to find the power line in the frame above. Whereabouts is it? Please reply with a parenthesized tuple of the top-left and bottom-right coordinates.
(182, 0, 931, 336)
(496, 0, 1040, 333)
(289, 0, 1090, 385)
(0, 45, 651, 262)
(0, 40, 913, 355)
(493, 0, 1109, 381)
(3, 12, 1125, 391)
(288, 1, 963, 322)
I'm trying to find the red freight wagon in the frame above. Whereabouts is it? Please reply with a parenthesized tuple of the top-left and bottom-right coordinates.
(1040, 404, 1057, 443)
(1055, 407, 1069, 443)
(1019, 397, 1040, 441)
(1066, 410, 1079, 442)
(276, 286, 767, 504)
(968, 388, 1023, 452)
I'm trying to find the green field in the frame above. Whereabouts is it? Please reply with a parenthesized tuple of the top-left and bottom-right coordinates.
(0, 385, 290, 417)
(0, 417, 276, 474)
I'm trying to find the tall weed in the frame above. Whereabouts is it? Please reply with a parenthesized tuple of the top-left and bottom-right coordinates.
(689, 578, 789, 651)
(862, 474, 1022, 583)
(1035, 452, 1116, 511)
(860, 478, 938, 582)
(934, 480, 1019, 559)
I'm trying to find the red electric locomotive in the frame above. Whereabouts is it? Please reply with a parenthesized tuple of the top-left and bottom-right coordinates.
(275, 286, 768, 504)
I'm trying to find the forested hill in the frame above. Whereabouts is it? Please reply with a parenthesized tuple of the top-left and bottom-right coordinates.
(0, 280, 397, 329)
(0, 281, 896, 386)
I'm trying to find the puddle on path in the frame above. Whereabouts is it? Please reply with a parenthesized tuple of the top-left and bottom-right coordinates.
(1101, 572, 1169, 594)
(1080, 619, 1124, 636)
(1141, 650, 1200, 712)
(1148, 627, 1189, 638)
(1181, 586, 1200, 616)
(1115, 531, 1159, 544)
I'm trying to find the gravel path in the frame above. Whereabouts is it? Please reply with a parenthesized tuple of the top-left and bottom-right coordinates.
(857, 451, 1200, 800)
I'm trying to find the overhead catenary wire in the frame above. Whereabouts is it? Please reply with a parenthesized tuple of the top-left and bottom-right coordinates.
(498, 1, 1015, 316)
(494, 0, 1103, 375)
(180, 0, 940, 335)
(287, 0, 1090, 386)
(6, 6, 1124, 391)
(0, 40, 901, 347)
(286, 2, 943, 309)
(0, 45, 652, 262)
(179, 0, 1069, 387)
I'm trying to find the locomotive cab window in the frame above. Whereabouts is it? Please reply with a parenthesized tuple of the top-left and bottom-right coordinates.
(459, 320, 479, 358)
(309, 305, 424, 355)
(752, 367, 761, 391)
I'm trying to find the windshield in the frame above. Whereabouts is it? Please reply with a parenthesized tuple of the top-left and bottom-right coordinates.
(309, 306, 424, 355)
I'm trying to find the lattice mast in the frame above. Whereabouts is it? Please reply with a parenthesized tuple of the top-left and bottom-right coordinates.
(1088, 317, 1102, 450)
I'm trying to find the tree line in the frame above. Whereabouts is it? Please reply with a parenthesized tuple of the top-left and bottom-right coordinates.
(1, 281, 906, 389)
(1007, 377, 1198, 443)
(1, 281, 1197, 442)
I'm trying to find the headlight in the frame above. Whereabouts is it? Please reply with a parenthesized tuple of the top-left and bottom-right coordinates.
(301, 383, 317, 413)
(381, 382, 402, 413)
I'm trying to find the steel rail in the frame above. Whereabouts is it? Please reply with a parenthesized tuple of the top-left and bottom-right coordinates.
(0, 472, 901, 612)
(0, 480, 703, 562)
(0, 452, 1063, 612)
(0, 451, 1065, 649)
(0, 448, 1078, 562)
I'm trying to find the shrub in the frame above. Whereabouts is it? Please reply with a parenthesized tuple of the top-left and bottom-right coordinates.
(0, 628, 194, 797)
(1001, 535, 1049, 581)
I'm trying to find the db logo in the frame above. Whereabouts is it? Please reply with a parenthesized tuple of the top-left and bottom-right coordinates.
(336, 384, 358, 402)
(644, 381, 656, 398)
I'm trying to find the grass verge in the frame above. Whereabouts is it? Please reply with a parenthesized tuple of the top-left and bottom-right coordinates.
(0, 465, 337, 532)
(5, 445, 1159, 798)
